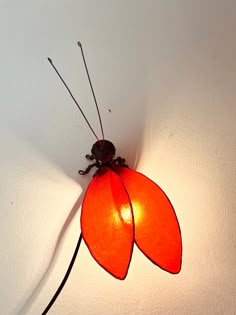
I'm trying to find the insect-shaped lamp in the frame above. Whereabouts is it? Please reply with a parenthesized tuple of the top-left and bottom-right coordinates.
(42, 42, 182, 314)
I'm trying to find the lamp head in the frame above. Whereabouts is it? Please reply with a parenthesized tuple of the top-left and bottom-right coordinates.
(91, 140, 116, 163)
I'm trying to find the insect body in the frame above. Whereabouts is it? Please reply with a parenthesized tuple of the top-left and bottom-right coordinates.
(79, 140, 127, 175)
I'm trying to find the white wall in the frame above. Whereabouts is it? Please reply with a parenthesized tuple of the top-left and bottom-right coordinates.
(0, 1, 235, 314)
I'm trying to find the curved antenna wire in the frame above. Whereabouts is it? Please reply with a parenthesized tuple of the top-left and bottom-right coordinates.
(41, 233, 83, 315)
(47, 58, 100, 142)
(77, 41, 105, 140)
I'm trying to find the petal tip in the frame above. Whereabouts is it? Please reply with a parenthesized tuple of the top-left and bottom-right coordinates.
(167, 260, 182, 274)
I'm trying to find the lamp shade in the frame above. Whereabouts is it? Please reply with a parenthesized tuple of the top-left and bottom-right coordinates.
(81, 166, 182, 279)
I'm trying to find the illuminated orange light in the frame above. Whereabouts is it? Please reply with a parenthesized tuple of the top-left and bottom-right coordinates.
(131, 201, 143, 226)
(81, 167, 182, 279)
(120, 205, 132, 224)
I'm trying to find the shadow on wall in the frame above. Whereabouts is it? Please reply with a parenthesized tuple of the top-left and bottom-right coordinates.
(17, 192, 84, 315)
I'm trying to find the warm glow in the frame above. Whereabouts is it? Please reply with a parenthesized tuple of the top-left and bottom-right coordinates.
(112, 204, 132, 225)
(131, 201, 143, 226)
(121, 205, 132, 224)
(112, 202, 143, 226)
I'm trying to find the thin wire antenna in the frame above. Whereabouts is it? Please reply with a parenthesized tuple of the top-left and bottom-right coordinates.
(41, 233, 83, 315)
(77, 41, 105, 140)
(47, 58, 100, 142)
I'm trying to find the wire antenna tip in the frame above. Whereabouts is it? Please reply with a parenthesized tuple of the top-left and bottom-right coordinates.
(77, 42, 105, 140)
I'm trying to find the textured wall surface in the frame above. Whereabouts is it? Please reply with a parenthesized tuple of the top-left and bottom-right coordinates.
(0, 1, 235, 314)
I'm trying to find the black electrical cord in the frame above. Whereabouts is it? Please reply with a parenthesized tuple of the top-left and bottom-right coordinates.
(41, 232, 83, 314)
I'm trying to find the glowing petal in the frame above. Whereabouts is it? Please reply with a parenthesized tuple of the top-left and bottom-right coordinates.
(81, 167, 134, 279)
(115, 166, 182, 274)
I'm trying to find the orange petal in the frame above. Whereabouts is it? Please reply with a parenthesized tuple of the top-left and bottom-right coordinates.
(115, 166, 182, 274)
(81, 168, 134, 279)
